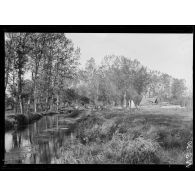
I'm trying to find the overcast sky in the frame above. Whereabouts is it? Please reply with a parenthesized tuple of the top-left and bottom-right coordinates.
(66, 33, 193, 90)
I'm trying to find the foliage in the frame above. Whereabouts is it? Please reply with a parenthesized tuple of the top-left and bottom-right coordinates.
(171, 78, 187, 99)
(145, 125, 192, 150)
(5, 32, 189, 113)
(54, 108, 192, 164)
(5, 33, 80, 113)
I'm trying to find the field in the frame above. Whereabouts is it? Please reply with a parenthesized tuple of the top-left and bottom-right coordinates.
(53, 105, 193, 164)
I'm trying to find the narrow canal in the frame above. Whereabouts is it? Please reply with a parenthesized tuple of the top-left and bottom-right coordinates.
(4, 114, 80, 164)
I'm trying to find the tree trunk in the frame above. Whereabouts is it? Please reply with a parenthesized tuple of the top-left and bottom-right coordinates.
(123, 91, 127, 108)
(18, 67, 24, 114)
(56, 94, 59, 111)
(19, 95, 24, 114)
(33, 60, 40, 113)
(45, 116, 47, 130)
(5, 73, 9, 92)
(96, 83, 99, 103)
(50, 95, 53, 111)
(18, 84, 24, 114)
(40, 101, 44, 112)
(45, 97, 48, 111)
(27, 98, 30, 113)
(56, 115, 59, 130)
(34, 84, 37, 113)
(5, 58, 12, 92)
(129, 99, 131, 113)
(34, 94, 37, 113)
(46, 89, 50, 111)
(14, 97, 18, 114)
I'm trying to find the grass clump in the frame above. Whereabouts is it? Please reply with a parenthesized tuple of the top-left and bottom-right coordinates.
(53, 142, 105, 164)
(120, 137, 161, 164)
(103, 133, 161, 164)
(56, 131, 161, 164)
(144, 125, 192, 150)
(77, 115, 119, 144)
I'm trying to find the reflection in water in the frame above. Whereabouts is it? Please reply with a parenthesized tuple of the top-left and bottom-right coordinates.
(5, 133, 13, 152)
(4, 114, 78, 164)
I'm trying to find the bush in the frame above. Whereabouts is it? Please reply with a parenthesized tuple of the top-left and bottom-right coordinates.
(15, 114, 28, 126)
(158, 148, 186, 164)
(79, 125, 101, 144)
(169, 97, 193, 108)
(53, 142, 105, 164)
(77, 116, 119, 144)
(144, 125, 192, 150)
(5, 112, 43, 130)
(103, 134, 161, 164)
(121, 137, 161, 164)
(5, 117, 15, 130)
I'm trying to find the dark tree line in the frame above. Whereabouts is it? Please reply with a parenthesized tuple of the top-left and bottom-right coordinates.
(75, 55, 190, 108)
(5, 34, 191, 114)
(5, 33, 80, 113)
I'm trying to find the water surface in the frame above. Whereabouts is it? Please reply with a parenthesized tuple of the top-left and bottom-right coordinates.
(4, 114, 78, 164)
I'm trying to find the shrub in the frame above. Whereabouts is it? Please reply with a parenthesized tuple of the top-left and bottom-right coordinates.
(54, 142, 105, 164)
(120, 137, 161, 164)
(158, 148, 186, 164)
(78, 117, 118, 144)
(5, 112, 43, 131)
(79, 125, 101, 144)
(5, 117, 15, 130)
(103, 133, 161, 164)
(144, 125, 192, 150)
(15, 114, 28, 126)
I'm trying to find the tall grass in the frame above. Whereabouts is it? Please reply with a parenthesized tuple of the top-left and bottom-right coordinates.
(52, 109, 193, 164)
(144, 125, 193, 150)
(103, 134, 161, 164)
(54, 132, 161, 164)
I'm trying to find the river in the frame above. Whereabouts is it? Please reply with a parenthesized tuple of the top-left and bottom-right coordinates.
(4, 114, 80, 164)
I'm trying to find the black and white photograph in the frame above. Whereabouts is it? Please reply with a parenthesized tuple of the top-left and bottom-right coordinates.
(2, 26, 193, 169)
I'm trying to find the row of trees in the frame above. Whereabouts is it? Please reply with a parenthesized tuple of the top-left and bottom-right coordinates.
(5, 33, 191, 114)
(5, 33, 80, 114)
(75, 56, 149, 107)
(74, 55, 190, 108)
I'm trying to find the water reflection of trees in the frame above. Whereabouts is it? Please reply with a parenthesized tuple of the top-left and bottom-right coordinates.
(6, 115, 77, 164)
(12, 131, 21, 148)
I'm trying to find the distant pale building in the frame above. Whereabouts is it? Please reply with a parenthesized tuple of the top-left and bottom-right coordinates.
(130, 100, 135, 108)
(140, 96, 159, 106)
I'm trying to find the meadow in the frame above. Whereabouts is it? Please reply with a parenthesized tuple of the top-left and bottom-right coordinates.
(53, 105, 193, 164)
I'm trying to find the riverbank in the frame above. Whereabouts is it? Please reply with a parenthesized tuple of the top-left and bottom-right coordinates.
(4, 108, 89, 131)
(54, 107, 193, 164)
(5, 111, 58, 131)
(4, 106, 193, 164)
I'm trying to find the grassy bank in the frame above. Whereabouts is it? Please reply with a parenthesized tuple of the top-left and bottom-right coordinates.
(5, 111, 59, 131)
(54, 107, 193, 164)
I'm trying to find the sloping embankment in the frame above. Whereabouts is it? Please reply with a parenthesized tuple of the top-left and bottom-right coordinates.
(5, 111, 58, 131)
(55, 109, 193, 164)
(5, 109, 86, 131)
